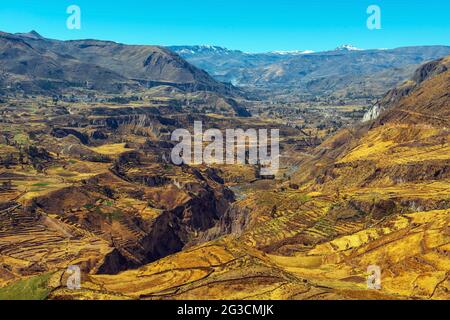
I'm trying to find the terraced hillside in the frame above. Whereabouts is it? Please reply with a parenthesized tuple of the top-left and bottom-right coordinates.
(0, 56, 448, 300)
(0, 79, 312, 299)
(250, 56, 450, 298)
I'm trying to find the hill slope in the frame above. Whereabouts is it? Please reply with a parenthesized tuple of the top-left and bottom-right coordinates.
(43, 56, 450, 300)
(0, 31, 234, 95)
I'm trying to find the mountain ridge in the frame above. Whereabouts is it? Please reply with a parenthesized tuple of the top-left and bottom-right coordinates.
(169, 44, 450, 100)
(0, 31, 237, 96)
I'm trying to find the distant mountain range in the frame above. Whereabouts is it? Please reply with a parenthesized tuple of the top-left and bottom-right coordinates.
(2, 30, 449, 104)
(334, 44, 363, 51)
(168, 44, 450, 100)
(0, 31, 235, 95)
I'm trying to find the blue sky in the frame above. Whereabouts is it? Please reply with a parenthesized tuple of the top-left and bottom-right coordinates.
(0, 0, 448, 52)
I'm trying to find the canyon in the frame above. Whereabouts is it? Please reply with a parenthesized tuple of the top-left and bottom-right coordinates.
(0, 31, 448, 300)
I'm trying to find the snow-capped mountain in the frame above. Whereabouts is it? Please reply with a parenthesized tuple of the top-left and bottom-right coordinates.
(167, 44, 450, 100)
(169, 45, 316, 57)
(270, 50, 315, 55)
(334, 44, 364, 51)
(168, 45, 242, 56)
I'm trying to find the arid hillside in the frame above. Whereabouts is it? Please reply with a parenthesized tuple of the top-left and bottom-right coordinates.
(0, 31, 236, 95)
(0, 51, 448, 300)
(11, 56, 446, 300)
